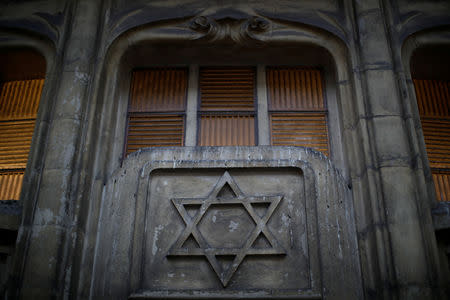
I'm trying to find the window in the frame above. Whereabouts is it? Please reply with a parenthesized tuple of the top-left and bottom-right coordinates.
(413, 79, 450, 201)
(125, 66, 329, 156)
(0, 49, 45, 201)
(198, 67, 256, 146)
(125, 68, 188, 155)
(267, 67, 328, 155)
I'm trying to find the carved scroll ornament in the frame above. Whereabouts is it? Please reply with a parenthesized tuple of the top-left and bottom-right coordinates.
(189, 15, 270, 44)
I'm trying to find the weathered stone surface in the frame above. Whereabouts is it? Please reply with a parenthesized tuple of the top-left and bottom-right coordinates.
(19, 224, 66, 298)
(92, 147, 361, 299)
(0, 1, 449, 299)
(432, 202, 450, 230)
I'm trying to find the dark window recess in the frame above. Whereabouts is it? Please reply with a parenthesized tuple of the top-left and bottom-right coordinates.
(0, 78, 44, 200)
(413, 79, 450, 202)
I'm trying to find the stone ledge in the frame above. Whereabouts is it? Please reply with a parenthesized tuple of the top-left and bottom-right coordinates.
(432, 202, 450, 231)
(129, 290, 322, 299)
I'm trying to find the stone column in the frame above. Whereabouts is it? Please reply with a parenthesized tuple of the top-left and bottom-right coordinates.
(257, 65, 270, 145)
(185, 65, 199, 146)
(351, 0, 438, 298)
(16, 0, 102, 298)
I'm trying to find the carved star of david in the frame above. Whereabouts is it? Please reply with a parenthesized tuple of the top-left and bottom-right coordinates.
(167, 171, 285, 287)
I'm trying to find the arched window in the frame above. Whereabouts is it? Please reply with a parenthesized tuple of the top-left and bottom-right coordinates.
(411, 45, 450, 202)
(106, 35, 345, 177)
(0, 48, 46, 200)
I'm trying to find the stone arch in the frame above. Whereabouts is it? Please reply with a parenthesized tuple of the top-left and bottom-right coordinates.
(89, 13, 356, 180)
(0, 29, 56, 206)
(402, 26, 450, 205)
(77, 12, 364, 299)
(0, 28, 56, 296)
(401, 26, 450, 296)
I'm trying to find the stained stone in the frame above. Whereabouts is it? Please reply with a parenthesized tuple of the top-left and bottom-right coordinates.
(0, 1, 449, 299)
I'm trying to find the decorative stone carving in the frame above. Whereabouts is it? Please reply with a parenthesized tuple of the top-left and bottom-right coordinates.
(189, 16, 211, 33)
(189, 15, 270, 44)
(92, 147, 362, 299)
(167, 171, 285, 287)
(246, 16, 270, 32)
(139, 167, 314, 294)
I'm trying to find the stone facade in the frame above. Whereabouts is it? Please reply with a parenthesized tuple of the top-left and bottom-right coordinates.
(0, 0, 449, 299)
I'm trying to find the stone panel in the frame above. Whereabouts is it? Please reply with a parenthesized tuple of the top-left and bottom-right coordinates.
(141, 168, 315, 292)
(91, 147, 361, 300)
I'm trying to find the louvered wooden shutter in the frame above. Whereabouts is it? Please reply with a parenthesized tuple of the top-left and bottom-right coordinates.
(267, 67, 329, 156)
(0, 170, 24, 200)
(414, 79, 450, 201)
(432, 171, 450, 202)
(125, 68, 187, 155)
(198, 67, 256, 146)
(0, 78, 44, 200)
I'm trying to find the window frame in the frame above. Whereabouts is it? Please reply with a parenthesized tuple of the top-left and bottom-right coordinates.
(402, 31, 450, 204)
(109, 43, 347, 179)
(197, 66, 258, 146)
(412, 78, 450, 202)
(266, 66, 330, 155)
(124, 65, 333, 155)
(123, 67, 188, 155)
(0, 50, 47, 201)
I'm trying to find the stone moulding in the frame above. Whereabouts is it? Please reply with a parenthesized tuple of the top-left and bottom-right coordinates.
(104, 8, 349, 53)
(91, 147, 362, 300)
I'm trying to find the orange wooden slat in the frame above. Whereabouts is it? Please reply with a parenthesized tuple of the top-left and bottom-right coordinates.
(0, 76, 44, 201)
(199, 67, 255, 112)
(432, 171, 450, 202)
(125, 68, 188, 154)
(414, 79, 450, 118)
(419, 116, 450, 170)
(0, 169, 25, 200)
(129, 68, 187, 113)
(0, 120, 35, 169)
(270, 113, 329, 156)
(267, 67, 325, 111)
(413, 79, 450, 201)
(0, 79, 44, 120)
(267, 67, 328, 155)
(197, 67, 256, 146)
(198, 115, 255, 146)
(125, 114, 184, 154)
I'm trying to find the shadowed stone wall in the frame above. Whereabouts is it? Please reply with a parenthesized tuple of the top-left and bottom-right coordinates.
(0, 0, 449, 299)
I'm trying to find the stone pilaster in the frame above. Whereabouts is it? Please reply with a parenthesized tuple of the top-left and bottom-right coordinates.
(17, 0, 102, 298)
(351, 0, 438, 298)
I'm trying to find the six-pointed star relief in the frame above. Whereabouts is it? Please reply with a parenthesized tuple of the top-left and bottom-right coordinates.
(167, 171, 285, 287)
